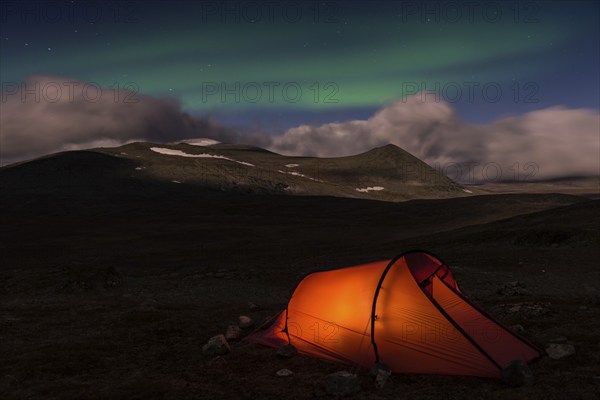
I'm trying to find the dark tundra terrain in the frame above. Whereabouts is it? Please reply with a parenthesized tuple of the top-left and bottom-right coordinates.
(1, 142, 599, 399)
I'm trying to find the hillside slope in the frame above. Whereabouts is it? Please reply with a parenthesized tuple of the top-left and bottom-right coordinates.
(0, 141, 468, 201)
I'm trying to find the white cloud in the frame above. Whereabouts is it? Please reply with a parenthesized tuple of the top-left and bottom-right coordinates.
(356, 186, 385, 192)
(0, 76, 236, 165)
(149, 147, 254, 166)
(269, 93, 600, 181)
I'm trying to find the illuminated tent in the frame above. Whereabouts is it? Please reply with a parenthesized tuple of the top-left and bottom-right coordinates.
(248, 250, 541, 378)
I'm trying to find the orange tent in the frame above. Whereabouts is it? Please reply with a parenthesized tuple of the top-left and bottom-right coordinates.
(248, 250, 541, 378)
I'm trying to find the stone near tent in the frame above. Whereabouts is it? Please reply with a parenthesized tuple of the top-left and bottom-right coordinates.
(225, 324, 242, 341)
(497, 281, 529, 296)
(238, 315, 254, 328)
(248, 302, 260, 310)
(276, 368, 294, 377)
(276, 344, 298, 358)
(546, 343, 575, 359)
(369, 363, 392, 389)
(138, 298, 159, 311)
(549, 336, 568, 343)
(509, 304, 522, 313)
(527, 303, 550, 315)
(325, 371, 360, 396)
(202, 334, 230, 356)
(510, 324, 526, 334)
(104, 266, 122, 288)
(502, 359, 534, 387)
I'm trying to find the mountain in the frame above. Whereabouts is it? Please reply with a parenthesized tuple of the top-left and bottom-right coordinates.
(0, 141, 469, 201)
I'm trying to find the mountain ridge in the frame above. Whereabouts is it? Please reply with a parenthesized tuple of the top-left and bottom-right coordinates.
(1, 141, 468, 202)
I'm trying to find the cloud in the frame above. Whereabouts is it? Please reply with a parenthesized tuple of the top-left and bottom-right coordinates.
(0, 76, 237, 164)
(269, 94, 600, 181)
(2, 77, 598, 181)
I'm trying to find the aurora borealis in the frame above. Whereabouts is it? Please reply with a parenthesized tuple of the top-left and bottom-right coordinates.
(1, 1, 598, 127)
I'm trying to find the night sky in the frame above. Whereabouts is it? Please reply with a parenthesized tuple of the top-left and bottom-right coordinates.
(1, 0, 599, 173)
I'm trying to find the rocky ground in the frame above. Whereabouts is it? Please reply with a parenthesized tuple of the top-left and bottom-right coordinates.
(1, 182, 599, 399)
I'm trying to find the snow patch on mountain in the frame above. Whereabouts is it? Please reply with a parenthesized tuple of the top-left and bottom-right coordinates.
(150, 147, 254, 167)
(355, 186, 385, 193)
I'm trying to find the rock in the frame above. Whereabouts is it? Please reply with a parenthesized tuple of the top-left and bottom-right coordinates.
(548, 336, 568, 343)
(60, 279, 92, 293)
(509, 305, 521, 313)
(276, 368, 294, 377)
(546, 343, 575, 359)
(325, 371, 360, 396)
(527, 303, 549, 315)
(510, 324, 525, 334)
(497, 281, 529, 296)
(506, 302, 550, 315)
(139, 299, 158, 311)
(238, 315, 254, 329)
(225, 324, 242, 341)
(202, 335, 230, 356)
(276, 344, 298, 358)
(104, 267, 122, 288)
(502, 359, 534, 387)
(369, 363, 392, 389)
(248, 302, 260, 310)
